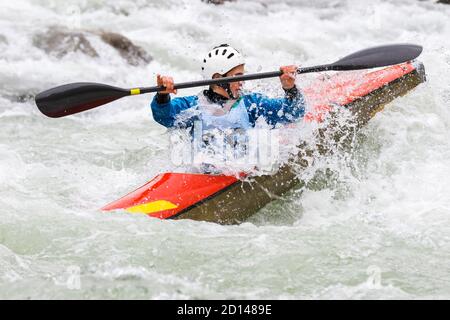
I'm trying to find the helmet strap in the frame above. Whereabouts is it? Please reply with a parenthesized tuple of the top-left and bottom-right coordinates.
(217, 82, 236, 99)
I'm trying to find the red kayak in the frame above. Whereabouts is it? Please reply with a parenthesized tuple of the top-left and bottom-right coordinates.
(102, 62, 426, 224)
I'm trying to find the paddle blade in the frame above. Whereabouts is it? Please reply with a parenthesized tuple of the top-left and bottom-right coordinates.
(331, 44, 423, 70)
(35, 82, 129, 118)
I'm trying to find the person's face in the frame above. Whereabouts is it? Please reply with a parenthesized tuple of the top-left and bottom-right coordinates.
(225, 64, 245, 98)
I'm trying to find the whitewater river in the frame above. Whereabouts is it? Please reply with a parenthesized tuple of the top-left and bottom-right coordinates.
(0, 0, 449, 299)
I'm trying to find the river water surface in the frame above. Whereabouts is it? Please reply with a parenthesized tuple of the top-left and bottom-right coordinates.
(0, 0, 449, 299)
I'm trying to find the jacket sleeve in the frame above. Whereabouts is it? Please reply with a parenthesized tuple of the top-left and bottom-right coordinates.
(150, 94, 198, 128)
(246, 86, 306, 127)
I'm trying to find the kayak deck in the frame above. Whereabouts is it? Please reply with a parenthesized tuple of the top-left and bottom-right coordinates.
(102, 62, 426, 224)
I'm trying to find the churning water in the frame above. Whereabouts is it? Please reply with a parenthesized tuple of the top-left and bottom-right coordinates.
(0, 0, 449, 299)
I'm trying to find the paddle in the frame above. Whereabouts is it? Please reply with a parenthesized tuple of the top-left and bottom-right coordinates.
(35, 43, 422, 118)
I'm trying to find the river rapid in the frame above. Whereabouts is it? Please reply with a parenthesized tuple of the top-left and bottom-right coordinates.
(0, 0, 449, 299)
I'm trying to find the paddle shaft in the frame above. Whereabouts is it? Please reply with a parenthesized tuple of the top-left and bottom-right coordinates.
(133, 65, 332, 95)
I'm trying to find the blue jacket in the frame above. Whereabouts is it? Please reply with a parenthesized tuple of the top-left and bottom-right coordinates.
(150, 89, 306, 129)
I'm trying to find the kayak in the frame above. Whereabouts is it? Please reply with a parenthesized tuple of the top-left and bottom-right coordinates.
(102, 61, 426, 224)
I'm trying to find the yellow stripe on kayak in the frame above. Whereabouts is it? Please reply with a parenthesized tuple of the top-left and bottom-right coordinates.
(126, 200, 178, 214)
(130, 88, 141, 95)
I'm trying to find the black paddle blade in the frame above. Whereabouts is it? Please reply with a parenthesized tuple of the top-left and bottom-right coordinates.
(35, 83, 129, 118)
(331, 43, 423, 70)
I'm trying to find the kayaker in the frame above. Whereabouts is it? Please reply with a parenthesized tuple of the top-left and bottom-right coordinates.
(150, 44, 306, 131)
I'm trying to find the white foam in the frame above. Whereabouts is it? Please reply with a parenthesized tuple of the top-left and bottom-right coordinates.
(0, 0, 449, 299)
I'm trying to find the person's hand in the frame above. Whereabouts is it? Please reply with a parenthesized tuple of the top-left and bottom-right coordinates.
(157, 74, 177, 94)
(279, 65, 298, 90)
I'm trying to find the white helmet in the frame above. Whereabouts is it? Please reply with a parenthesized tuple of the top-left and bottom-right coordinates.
(201, 44, 245, 80)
